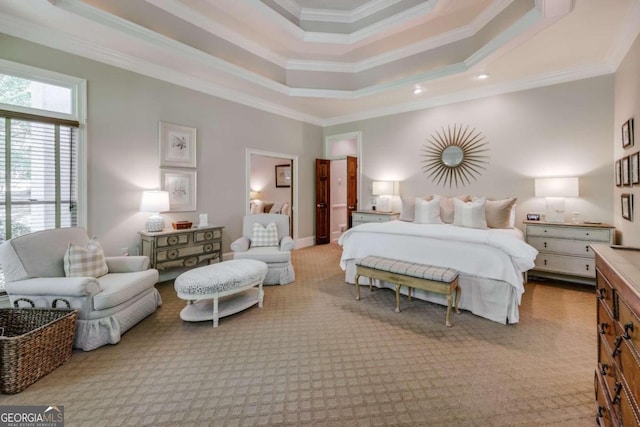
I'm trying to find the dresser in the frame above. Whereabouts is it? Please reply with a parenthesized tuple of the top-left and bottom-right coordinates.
(352, 211, 400, 227)
(524, 221, 615, 284)
(139, 225, 224, 275)
(592, 245, 640, 426)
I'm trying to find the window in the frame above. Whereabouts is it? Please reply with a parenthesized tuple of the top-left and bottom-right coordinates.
(0, 60, 86, 292)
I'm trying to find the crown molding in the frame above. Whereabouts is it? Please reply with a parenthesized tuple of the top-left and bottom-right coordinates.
(321, 63, 615, 126)
(144, 0, 289, 68)
(603, 0, 640, 71)
(299, 0, 406, 24)
(0, 13, 323, 126)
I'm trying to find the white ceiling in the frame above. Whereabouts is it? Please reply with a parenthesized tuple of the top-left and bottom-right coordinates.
(1, 0, 639, 126)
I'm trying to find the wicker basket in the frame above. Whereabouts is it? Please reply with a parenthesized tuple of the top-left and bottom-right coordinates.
(0, 298, 77, 394)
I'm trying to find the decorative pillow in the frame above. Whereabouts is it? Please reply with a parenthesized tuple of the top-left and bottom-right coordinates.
(269, 201, 284, 214)
(281, 203, 290, 216)
(453, 197, 487, 229)
(251, 222, 279, 247)
(438, 195, 471, 223)
(414, 196, 443, 224)
(399, 194, 433, 222)
(64, 238, 109, 278)
(484, 197, 517, 229)
(250, 201, 263, 214)
(262, 202, 274, 214)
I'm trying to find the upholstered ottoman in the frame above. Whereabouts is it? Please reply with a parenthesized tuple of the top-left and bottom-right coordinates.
(174, 259, 267, 327)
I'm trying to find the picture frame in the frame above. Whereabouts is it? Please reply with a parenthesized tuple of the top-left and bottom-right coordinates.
(622, 156, 631, 186)
(161, 168, 197, 211)
(616, 159, 622, 187)
(621, 193, 633, 221)
(159, 121, 197, 168)
(622, 118, 634, 149)
(275, 164, 291, 188)
(632, 152, 640, 185)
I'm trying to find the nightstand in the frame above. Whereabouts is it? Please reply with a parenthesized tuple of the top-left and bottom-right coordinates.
(352, 210, 400, 227)
(523, 220, 615, 284)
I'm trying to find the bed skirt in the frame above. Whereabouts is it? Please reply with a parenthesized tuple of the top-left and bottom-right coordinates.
(344, 261, 519, 324)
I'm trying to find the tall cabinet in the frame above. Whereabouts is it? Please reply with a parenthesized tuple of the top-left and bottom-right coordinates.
(592, 245, 640, 426)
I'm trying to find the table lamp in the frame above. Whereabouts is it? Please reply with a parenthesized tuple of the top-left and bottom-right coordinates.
(140, 190, 170, 232)
(534, 177, 579, 222)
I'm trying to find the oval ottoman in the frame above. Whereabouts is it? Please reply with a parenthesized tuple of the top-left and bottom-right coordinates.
(174, 259, 268, 327)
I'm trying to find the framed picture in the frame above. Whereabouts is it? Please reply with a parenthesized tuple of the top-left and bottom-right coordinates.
(622, 156, 630, 186)
(622, 118, 634, 149)
(616, 159, 622, 187)
(161, 169, 197, 211)
(632, 152, 640, 185)
(275, 164, 291, 188)
(621, 193, 633, 221)
(159, 121, 197, 168)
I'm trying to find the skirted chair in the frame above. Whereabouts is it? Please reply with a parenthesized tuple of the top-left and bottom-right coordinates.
(0, 227, 162, 351)
(231, 213, 295, 285)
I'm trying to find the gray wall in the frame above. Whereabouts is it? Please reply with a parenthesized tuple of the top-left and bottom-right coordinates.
(614, 34, 640, 246)
(324, 76, 615, 230)
(1, 35, 322, 255)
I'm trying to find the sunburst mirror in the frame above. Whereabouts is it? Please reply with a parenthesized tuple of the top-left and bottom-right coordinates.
(421, 124, 490, 188)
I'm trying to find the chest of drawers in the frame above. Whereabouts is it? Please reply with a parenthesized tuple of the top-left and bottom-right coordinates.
(592, 245, 640, 426)
(139, 226, 224, 275)
(352, 211, 400, 227)
(524, 221, 614, 284)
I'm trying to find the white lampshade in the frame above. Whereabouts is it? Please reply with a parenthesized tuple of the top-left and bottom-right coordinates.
(250, 191, 260, 200)
(534, 177, 579, 222)
(140, 190, 170, 232)
(372, 181, 398, 196)
(534, 177, 579, 198)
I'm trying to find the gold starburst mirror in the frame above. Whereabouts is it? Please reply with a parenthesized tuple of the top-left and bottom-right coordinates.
(421, 124, 490, 188)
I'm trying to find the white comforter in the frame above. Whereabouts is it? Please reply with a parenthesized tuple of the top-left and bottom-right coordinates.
(338, 221, 538, 296)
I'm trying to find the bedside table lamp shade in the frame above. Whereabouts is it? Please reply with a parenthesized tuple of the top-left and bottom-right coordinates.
(140, 190, 170, 232)
(534, 177, 579, 222)
(372, 181, 398, 213)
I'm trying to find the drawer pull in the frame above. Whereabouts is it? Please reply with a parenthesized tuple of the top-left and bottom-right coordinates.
(613, 337, 623, 356)
(585, 264, 589, 272)
(597, 406, 605, 419)
(597, 288, 606, 300)
(624, 322, 634, 339)
(543, 259, 547, 266)
(599, 322, 608, 335)
(543, 241, 547, 248)
(585, 246, 590, 253)
(167, 235, 179, 245)
(600, 363, 609, 375)
(613, 382, 622, 404)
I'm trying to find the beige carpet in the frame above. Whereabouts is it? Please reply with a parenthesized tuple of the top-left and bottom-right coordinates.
(0, 244, 595, 426)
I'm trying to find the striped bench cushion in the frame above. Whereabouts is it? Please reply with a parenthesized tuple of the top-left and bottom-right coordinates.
(356, 256, 458, 282)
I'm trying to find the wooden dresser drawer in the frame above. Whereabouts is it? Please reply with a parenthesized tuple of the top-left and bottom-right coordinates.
(526, 225, 611, 241)
(595, 370, 616, 427)
(599, 335, 617, 399)
(157, 233, 189, 247)
(619, 381, 640, 427)
(599, 301, 618, 364)
(597, 269, 616, 317)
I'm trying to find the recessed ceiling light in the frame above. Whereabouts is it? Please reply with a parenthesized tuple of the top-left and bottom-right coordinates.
(476, 73, 489, 80)
(413, 86, 423, 94)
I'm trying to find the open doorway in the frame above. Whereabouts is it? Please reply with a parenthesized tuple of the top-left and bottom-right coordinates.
(246, 149, 298, 240)
(320, 132, 361, 244)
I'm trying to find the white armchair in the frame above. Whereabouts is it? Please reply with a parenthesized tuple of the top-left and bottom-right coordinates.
(0, 227, 162, 351)
(231, 214, 295, 285)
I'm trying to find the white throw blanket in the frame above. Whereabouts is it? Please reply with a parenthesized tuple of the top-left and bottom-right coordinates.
(338, 221, 538, 295)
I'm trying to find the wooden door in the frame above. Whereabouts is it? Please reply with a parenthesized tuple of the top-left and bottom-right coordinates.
(346, 156, 358, 229)
(315, 159, 330, 245)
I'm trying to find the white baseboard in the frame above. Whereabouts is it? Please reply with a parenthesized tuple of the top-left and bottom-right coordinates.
(295, 236, 315, 249)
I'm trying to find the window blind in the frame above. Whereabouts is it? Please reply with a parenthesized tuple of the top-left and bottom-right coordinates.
(0, 110, 79, 290)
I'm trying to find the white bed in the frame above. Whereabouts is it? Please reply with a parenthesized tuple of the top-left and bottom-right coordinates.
(338, 221, 538, 324)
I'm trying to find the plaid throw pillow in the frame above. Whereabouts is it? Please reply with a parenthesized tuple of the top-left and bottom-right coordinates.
(251, 222, 279, 247)
(64, 238, 109, 278)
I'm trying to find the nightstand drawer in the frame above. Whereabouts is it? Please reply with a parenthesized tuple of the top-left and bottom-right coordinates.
(534, 253, 595, 277)
(528, 236, 597, 257)
(526, 225, 611, 242)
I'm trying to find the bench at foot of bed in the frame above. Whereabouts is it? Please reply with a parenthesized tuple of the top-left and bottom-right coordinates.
(354, 256, 461, 327)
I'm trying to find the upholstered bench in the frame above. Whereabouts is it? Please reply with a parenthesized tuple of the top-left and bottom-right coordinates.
(174, 259, 268, 327)
(354, 256, 461, 327)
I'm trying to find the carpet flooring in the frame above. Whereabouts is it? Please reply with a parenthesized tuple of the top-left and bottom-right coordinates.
(0, 243, 596, 426)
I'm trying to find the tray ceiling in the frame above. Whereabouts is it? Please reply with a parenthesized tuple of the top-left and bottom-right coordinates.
(0, 0, 639, 126)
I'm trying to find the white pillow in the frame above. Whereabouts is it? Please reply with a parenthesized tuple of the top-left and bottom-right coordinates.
(399, 194, 432, 222)
(64, 238, 109, 278)
(414, 196, 443, 224)
(269, 201, 284, 214)
(251, 222, 279, 247)
(453, 197, 487, 229)
(250, 201, 263, 214)
(438, 195, 471, 223)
